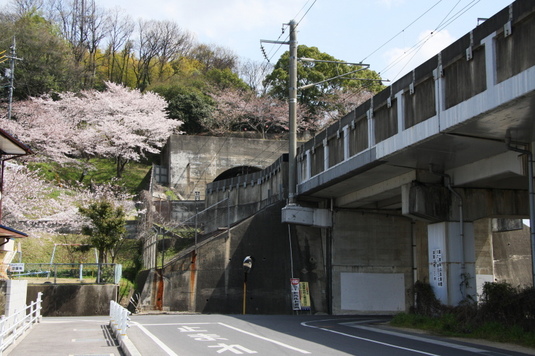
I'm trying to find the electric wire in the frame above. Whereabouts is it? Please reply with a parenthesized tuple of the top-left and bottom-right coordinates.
(384, 0, 479, 76)
(360, 0, 444, 64)
(260, 0, 317, 66)
(380, 0, 481, 80)
(434, 0, 463, 31)
(295, 0, 317, 28)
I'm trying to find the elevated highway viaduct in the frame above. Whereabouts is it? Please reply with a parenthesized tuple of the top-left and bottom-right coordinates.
(144, 0, 535, 315)
(280, 0, 535, 313)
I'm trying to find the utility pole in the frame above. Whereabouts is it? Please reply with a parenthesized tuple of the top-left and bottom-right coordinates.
(288, 20, 297, 204)
(261, 20, 298, 204)
(263, 21, 374, 205)
(5, 37, 22, 120)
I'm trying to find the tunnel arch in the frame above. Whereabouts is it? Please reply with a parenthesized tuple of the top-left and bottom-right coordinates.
(213, 166, 262, 182)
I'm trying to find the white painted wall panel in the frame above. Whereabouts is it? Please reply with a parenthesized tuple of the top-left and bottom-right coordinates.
(340, 272, 405, 312)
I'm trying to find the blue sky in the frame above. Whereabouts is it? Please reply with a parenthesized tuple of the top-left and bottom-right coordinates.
(96, 0, 513, 82)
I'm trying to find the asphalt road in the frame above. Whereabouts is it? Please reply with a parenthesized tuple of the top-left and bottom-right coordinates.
(127, 314, 535, 356)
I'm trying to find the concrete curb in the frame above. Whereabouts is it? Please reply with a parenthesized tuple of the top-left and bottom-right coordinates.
(108, 321, 142, 356)
(118, 334, 142, 356)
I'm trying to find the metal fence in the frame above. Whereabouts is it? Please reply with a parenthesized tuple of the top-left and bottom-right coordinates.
(8, 263, 122, 284)
(0, 292, 42, 355)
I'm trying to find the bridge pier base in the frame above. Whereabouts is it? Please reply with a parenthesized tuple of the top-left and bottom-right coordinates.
(428, 222, 476, 306)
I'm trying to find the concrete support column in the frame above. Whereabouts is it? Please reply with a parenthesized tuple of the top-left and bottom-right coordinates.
(433, 54, 444, 130)
(428, 222, 476, 306)
(482, 31, 497, 89)
(305, 150, 311, 180)
(396, 91, 404, 132)
(367, 109, 375, 147)
(323, 138, 329, 171)
(343, 125, 350, 161)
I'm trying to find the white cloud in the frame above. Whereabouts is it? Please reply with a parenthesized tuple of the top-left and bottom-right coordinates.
(151, 0, 301, 40)
(376, 0, 406, 9)
(382, 29, 455, 79)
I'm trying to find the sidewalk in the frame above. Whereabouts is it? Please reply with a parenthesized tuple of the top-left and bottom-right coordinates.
(6, 316, 124, 356)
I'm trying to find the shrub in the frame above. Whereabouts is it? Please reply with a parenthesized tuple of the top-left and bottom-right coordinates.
(412, 280, 443, 317)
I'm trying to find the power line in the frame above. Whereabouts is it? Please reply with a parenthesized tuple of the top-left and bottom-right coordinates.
(434, 0, 463, 31)
(360, 0, 444, 64)
(296, 0, 317, 28)
(379, 0, 481, 80)
(260, 0, 317, 66)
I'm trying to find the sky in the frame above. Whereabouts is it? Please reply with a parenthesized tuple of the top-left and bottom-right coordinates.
(90, 0, 514, 83)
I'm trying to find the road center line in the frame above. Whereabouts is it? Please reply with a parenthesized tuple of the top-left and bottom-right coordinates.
(218, 322, 311, 354)
(132, 322, 179, 356)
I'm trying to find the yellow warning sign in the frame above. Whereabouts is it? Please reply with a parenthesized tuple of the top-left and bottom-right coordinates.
(299, 282, 311, 311)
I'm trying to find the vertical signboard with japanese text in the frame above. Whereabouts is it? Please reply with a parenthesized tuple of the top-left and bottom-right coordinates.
(290, 278, 301, 310)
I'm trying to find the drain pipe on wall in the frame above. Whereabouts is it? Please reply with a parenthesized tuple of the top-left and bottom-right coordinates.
(429, 165, 466, 297)
(506, 137, 535, 287)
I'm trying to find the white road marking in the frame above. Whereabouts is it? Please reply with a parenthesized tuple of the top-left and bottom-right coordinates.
(301, 320, 440, 356)
(141, 322, 213, 326)
(347, 323, 493, 354)
(132, 321, 179, 356)
(218, 322, 311, 354)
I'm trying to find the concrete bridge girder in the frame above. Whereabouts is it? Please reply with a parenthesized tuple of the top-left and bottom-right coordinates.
(402, 184, 529, 222)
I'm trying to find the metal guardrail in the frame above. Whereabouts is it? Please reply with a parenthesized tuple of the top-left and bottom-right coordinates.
(0, 292, 42, 355)
(9, 263, 122, 284)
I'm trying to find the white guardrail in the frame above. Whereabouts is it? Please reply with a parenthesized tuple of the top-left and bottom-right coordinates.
(0, 292, 43, 355)
(109, 300, 141, 356)
(109, 300, 130, 340)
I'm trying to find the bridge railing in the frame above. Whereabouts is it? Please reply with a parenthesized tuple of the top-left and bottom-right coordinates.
(0, 292, 42, 355)
(295, 2, 533, 191)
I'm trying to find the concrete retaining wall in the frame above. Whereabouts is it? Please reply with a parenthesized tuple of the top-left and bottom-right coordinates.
(26, 284, 117, 316)
(137, 201, 328, 315)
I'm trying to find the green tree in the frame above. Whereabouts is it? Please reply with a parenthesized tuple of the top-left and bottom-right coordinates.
(264, 45, 384, 116)
(79, 199, 126, 264)
(205, 67, 250, 91)
(152, 84, 215, 134)
(0, 10, 81, 98)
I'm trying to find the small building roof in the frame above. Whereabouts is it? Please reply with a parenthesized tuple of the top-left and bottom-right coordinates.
(0, 224, 27, 239)
(0, 128, 32, 241)
(0, 128, 32, 156)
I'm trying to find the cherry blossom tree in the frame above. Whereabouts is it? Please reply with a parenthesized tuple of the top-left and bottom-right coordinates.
(319, 88, 374, 127)
(2, 163, 136, 236)
(3, 164, 138, 265)
(209, 88, 319, 138)
(4, 82, 182, 177)
(1, 163, 68, 231)
(1, 98, 80, 164)
(71, 82, 182, 177)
